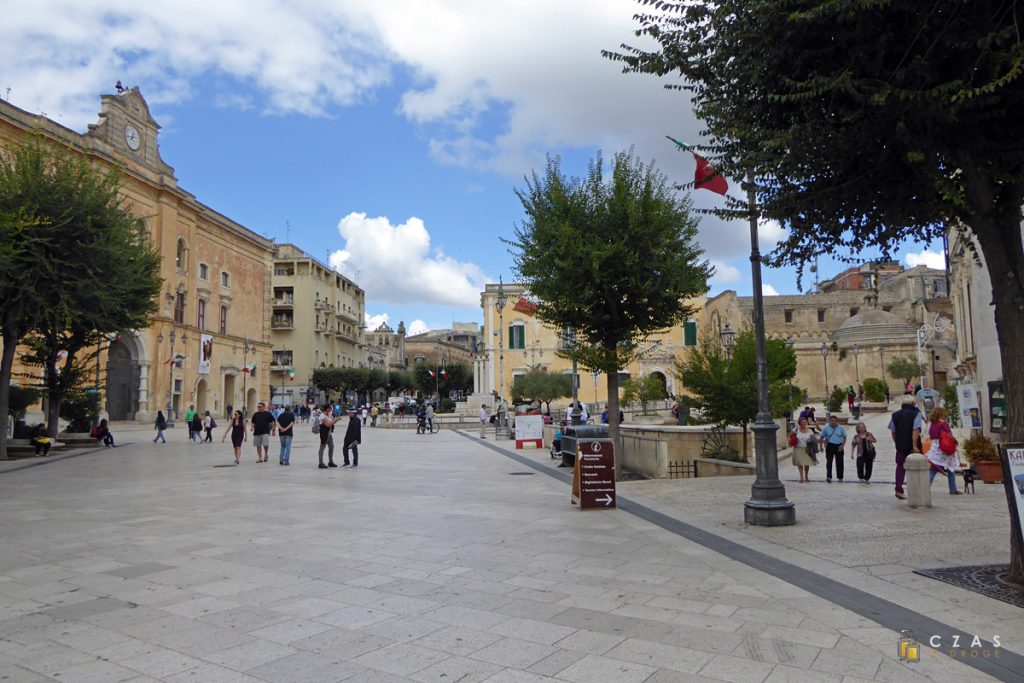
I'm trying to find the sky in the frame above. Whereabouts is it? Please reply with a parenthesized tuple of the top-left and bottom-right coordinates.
(3, 0, 945, 335)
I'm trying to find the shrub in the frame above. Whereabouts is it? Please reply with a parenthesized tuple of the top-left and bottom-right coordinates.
(826, 386, 846, 413)
(7, 385, 40, 421)
(862, 378, 887, 403)
(439, 397, 456, 413)
(60, 391, 100, 433)
(943, 384, 960, 428)
(962, 433, 999, 464)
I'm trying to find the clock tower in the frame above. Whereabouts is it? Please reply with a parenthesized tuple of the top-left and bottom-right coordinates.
(86, 86, 175, 177)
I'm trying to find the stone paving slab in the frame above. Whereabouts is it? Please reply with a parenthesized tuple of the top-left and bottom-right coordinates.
(0, 420, 1012, 681)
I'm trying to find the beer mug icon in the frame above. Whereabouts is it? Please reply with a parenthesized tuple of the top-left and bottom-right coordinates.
(898, 630, 920, 662)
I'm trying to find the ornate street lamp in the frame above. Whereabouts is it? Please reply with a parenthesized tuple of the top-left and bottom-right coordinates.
(878, 345, 887, 395)
(820, 342, 830, 406)
(233, 337, 258, 416)
(494, 278, 510, 438)
(720, 323, 737, 362)
(158, 329, 184, 424)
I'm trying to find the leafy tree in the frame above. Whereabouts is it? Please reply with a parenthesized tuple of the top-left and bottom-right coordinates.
(607, 0, 1024, 580)
(512, 367, 573, 414)
(888, 357, 926, 390)
(511, 150, 711, 449)
(621, 373, 667, 416)
(387, 369, 414, 394)
(826, 386, 847, 415)
(675, 329, 799, 459)
(1, 135, 161, 441)
(862, 378, 888, 403)
(944, 384, 961, 429)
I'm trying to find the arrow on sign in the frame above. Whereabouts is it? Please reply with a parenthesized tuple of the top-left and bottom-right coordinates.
(597, 494, 614, 506)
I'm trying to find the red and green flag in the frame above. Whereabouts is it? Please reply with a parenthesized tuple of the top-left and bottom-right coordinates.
(666, 136, 729, 196)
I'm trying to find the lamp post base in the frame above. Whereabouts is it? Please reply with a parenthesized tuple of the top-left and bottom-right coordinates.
(744, 497, 796, 526)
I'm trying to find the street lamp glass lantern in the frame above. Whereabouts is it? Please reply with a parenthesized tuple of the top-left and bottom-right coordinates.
(820, 342, 829, 358)
(852, 343, 859, 356)
(719, 323, 736, 350)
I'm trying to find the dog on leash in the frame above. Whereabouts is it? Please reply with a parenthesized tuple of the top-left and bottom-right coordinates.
(962, 466, 976, 494)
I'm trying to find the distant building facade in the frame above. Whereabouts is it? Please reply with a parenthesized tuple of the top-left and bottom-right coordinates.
(365, 321, 407, 371)
(0, 87, 274, 421)
(270, 243, 365, 406)
(404, 323, 481, 368)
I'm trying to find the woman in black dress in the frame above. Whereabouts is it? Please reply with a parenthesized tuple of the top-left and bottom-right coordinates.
(221, 410, 246, 464)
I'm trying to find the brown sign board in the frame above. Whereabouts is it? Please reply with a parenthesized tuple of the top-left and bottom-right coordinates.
(572, 439, 616, 509)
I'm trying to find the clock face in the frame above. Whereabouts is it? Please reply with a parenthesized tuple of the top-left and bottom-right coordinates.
(124, 124, 141, 151)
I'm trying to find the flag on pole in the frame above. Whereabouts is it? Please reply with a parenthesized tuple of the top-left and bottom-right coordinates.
(513, 297, 538, 316)
(288, 369, 296, 382)
(440, 368, 447, 378)
(666, 135, 729, 196)
(428, 370, 435, 378)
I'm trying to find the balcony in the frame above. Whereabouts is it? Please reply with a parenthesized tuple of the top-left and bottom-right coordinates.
(316, 299, 332, 311)
(271, 317, 294, 330)
(270, 363, 291, 372)
(337, 309, 360, 323)
(273, 296, 294, 308)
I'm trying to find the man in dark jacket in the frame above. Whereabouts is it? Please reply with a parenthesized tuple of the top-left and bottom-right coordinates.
(888, 395, 923, 500)
(343, 409, 361, 468)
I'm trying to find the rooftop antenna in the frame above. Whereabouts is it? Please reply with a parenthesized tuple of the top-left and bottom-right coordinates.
(5, 88, 10, 101)
(285, 220, 290, 243)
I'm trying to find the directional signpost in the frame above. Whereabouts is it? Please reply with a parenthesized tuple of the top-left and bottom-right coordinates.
(572, 438, 616, 510)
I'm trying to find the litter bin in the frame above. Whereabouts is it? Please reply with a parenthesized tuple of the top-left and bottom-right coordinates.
(851, 403, 861, 419)
(560, 424, 610, 468)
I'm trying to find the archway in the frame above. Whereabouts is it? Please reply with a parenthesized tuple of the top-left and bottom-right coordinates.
(245, 388, 257, 417)
(106, 339, 139, 421)
(223, 373, 236, 418)
(650, 371, 669, 399)
(196, 378, 208, 414)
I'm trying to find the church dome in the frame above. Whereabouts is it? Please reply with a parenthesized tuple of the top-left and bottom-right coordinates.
(831, 309, 918, 346)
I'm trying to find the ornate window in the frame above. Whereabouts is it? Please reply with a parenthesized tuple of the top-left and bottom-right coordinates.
(197, 299, 206, 330)
(175, 238, 188, 272)
(219, 305, 228, 335)
(174, 293, 186, 324)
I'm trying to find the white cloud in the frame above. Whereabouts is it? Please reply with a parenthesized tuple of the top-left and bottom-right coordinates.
(365, 313, 390, 331)
(709, 260, 742, 286)
(762, 284, 780, 296)
(328, 212, 488, 307)
(905, 249, 946, 270)
(408, 320, 430, 335)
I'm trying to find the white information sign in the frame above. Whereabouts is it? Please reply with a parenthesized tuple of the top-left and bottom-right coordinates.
(514, 414, 544, 448)
(957, 384, 981, 429)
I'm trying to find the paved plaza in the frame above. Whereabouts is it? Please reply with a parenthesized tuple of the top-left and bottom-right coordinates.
(0, 416, 1021, 682)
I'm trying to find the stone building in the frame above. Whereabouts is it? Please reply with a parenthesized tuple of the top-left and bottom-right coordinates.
(704, 265, 955, 401)
(404, 323, 481, 368)
(817, 261, 904, 293)
(0, 87, 274, 422)
(477, 283, 705, 407)
(948, 229, 1006, 437)
(269, 244, 365, 406)
(365, 321, 407, 371)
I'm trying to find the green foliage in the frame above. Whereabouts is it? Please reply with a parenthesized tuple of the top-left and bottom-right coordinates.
(511, 367, 573, 413)
(887, 357, 925, 387)
(621, 374, 667, 415)
(826, 386, 846, 414)
(511, 149, 711, 442)
(387, 370, 413, 393)
(674, 329, 799, 429)
(439, 397, 456, 413)
(944, 384, 960, 428)
(6, 384, 40, 421)
(409, 361, 472, 397)
(60, 388, 100, 433)
(862, 378, 887, 403)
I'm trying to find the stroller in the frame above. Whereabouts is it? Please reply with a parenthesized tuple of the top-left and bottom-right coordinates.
(550, 422, 565, 459)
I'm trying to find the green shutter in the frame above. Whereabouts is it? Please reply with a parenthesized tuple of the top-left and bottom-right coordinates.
(684, 320, 697, 346)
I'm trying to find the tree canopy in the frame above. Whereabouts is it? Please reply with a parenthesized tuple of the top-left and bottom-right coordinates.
(608, 0, 1024, 580)
(511, 150, 711, 446)
(887, 357, 926, 388)
(511, 367, 573, 414)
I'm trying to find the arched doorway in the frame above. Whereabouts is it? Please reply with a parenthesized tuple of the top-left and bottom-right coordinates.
(245, 388, 257, 416)
(196, 378, 208, 414)
(650, 371, 668, 399)
(106, 340, 139, 420)
(223, 373, 236, 418)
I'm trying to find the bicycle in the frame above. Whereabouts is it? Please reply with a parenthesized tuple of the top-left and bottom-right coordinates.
(416, 418, 440, 434)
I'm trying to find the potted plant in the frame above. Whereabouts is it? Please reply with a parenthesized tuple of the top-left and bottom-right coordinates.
(962, 432, 1001, 483)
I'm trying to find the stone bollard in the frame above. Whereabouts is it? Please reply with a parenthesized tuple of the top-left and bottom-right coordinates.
(905, 452, 932, 508)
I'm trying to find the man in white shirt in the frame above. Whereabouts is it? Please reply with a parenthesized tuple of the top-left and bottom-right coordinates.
(479, 404, 488, 439)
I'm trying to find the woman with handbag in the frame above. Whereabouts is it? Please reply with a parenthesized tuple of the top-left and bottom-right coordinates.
(926, 407, 961, 495)
(791, 417, 819, 483)
(851, 421, 878, 483)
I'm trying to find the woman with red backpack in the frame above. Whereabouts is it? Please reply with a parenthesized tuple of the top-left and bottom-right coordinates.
(925, 407, 961, 495)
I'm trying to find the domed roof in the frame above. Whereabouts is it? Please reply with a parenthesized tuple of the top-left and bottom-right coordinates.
(831, 308, 918, 345)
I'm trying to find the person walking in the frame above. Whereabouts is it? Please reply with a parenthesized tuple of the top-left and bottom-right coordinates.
(221, 410, 246, 464)
(184, 404, 197, 442)
(851, 421, 878, 483)
(318, 403, 337, 469)
(846, 386, 856, 412)
(153, 410, 167, 443)
(361, 405, 368, 426)
(926, 407, 961, 495)
(202, 410, 215, 443)
(250, 402, 275, 463)
(479, 403, 489, 438)
(416, 403, 427, 434)
(821, 414, 847, 482)
(790, 417, 819, 483)
(277, 405, 295, 465)
(888, 395, 923, 500)
(190, 411, 203, 444)
(343, 409, 361, 467)
(371, 403, 379, 427)
(425, 403, 434, 432)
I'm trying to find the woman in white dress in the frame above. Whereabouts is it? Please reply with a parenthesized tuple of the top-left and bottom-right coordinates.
(791, 417, 819, 483)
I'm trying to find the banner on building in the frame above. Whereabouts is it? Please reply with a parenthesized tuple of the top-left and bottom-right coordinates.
(199, 334, 213, 375)
(957, 384, 982, 429)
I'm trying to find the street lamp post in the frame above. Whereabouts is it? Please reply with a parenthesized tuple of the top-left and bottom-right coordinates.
(785, 338, 795, 422)
(820, 342, 830, 407)
(593, 370, 600, 405)
(852, 343, 860, 385)
(157, 329, 182, 425)
(236, 337, 257, 417)
(720, 323, 736, 363)
(495, 279, 510, 439)
(564, 327, 581, 426)
(878, 345, 887, 394)
(741, 180, 795, 526)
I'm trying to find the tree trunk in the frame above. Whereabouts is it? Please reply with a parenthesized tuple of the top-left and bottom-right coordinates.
(966, 185, 1024, 586)
(606, 360, 622, 478)
(0, 328, 19, 460)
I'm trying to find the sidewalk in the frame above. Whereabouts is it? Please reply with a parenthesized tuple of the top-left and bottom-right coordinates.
(0, 421, 1016, 682)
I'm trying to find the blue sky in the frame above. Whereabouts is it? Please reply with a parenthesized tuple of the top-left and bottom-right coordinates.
(4, 0, 943, 333)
